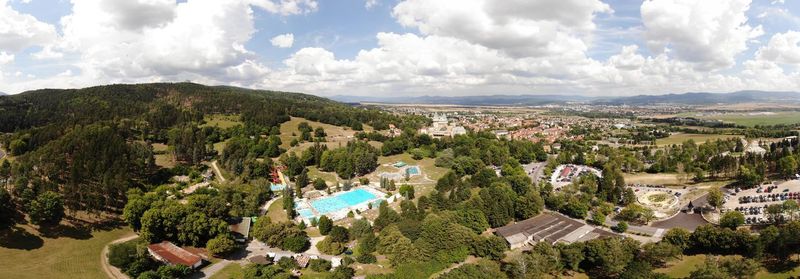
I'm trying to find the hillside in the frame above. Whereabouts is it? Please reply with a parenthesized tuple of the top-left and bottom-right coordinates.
(0, 82, 419, 214)
(0, 83, 402, 133)
(598, 90, 800, 105)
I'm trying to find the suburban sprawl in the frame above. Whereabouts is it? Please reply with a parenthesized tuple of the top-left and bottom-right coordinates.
(1, 83, 800, 279)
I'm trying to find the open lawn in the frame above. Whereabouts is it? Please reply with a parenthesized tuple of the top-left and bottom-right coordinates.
(655, 254, 707, 278)
(209, 263, 244, 279)
(697, 111, 800, 127)
(266, 198, 289, 223)
(656, 254, 800, 278)
(656, 133, 741, 146)
(0, 224, 133, 279)
(154, 154, 176, 168)
(280, 117, 372, 152)
(202, 114, 243, 129)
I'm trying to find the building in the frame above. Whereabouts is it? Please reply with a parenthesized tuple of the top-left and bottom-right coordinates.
(147, 241, 203, 269)
(494, 213, 614, 249)
(745, 140, 767, 156)
(229, 217, 252, 243)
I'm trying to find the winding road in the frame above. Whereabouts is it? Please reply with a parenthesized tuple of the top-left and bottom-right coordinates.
(101, 234, 139, 279)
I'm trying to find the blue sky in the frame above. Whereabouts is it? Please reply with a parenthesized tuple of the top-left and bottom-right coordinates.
(0, 0, 799, 96)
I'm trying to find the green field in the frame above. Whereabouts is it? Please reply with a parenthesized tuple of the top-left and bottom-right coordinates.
(266, 199, 289, 223)
(656, 133, 741, 146)
(0, 225, 133, 279)
(209, 263, 244, 279)
(655, 254, 800, 278)
(202, 114, 243, 129)
(697, 111, 800, 127)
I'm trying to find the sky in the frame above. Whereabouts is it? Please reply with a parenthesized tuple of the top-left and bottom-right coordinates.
(0, 0, 799, 96)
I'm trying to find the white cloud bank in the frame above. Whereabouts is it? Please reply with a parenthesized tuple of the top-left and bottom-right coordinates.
(0, 0, 798, 96)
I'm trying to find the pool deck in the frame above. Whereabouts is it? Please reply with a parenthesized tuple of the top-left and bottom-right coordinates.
(295, 187, 392, 222)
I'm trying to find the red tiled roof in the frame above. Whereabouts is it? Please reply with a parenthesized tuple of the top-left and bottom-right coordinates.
(147, 241, 202, 267)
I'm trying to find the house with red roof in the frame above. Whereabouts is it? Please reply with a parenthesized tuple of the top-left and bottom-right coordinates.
(147, 241, 203, 269)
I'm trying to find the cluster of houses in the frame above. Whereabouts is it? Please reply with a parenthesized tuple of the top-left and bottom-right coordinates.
(419, 113, 467, 138)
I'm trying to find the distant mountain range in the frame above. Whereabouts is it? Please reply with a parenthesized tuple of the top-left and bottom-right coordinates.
(0, 91, 7, 96)
(331, 94, 594, 106)
(332, 90, 800, 106)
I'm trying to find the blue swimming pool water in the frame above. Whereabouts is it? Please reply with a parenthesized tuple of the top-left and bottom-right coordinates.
(270, 183, 285, 191)
(311, 189, 378, 214)
(298, 208, 314, 218)
(406, 166, 420, 175)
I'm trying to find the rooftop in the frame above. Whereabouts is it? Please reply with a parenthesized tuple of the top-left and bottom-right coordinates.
(147, 241, 203, 267)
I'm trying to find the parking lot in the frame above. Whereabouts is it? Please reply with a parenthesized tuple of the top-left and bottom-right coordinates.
(723, 179, 800, 225)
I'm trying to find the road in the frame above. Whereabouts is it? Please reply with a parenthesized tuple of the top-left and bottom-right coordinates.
(211, 161, 226, 182)
(101, 234, 139, 279)
(524, 162, 547, 186)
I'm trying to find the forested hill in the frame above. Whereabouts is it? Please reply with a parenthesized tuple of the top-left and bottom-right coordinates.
(0, 82, 424, 215)
(0, 82, 406, 133)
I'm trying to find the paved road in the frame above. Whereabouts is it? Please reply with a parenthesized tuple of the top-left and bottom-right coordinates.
(101, 234, 139, 279)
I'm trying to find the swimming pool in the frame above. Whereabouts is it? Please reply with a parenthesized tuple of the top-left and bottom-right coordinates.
(406, 166, 420, 175)
(310, 188, 378, 214)
(270, 183, 286, 191)
(298, 208, 314, 219)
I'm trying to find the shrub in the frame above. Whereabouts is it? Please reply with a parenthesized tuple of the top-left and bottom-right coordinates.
(108, 241, 139, 269)
(356, 253, 377, 264)
(308, 259, 332, 272)
(612, 221, 628, 233)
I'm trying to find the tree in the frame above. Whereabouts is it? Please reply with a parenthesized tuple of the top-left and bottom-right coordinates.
(314, 127, 327, 139)
(641, 242, 681, 267)
(719, 211, 745, 229)
(778, 155, 798, 179)
(707, 188, 724, 210)
(28, 191, 64, 226)
(662, 228, 691, 251)
(206, 234, 237, 257)
(283, 235, 310, 252)
(314, 178, 328, 191)
(471, 236, 507, 260)
(318, 215, 333, 235)
(0, 188, 15, 227)
(399, 184, 415, 199)
(316, 236, 346, 255)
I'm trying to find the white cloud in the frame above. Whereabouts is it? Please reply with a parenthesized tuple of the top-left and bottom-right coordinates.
(250, 0, 317, 16)
(0, 0, 57, 52)
(641, 0, 763, 70)
(756, 31, 800, 65)
(270, 33, 294, 48)
(0, 51, 13, 64)
(31, 46, 62, 60)
(365, 0, 377, 9)
(392, 0, 611, 58)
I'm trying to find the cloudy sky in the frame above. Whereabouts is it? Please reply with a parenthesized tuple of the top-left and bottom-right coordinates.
(0, 0, 799, 96)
